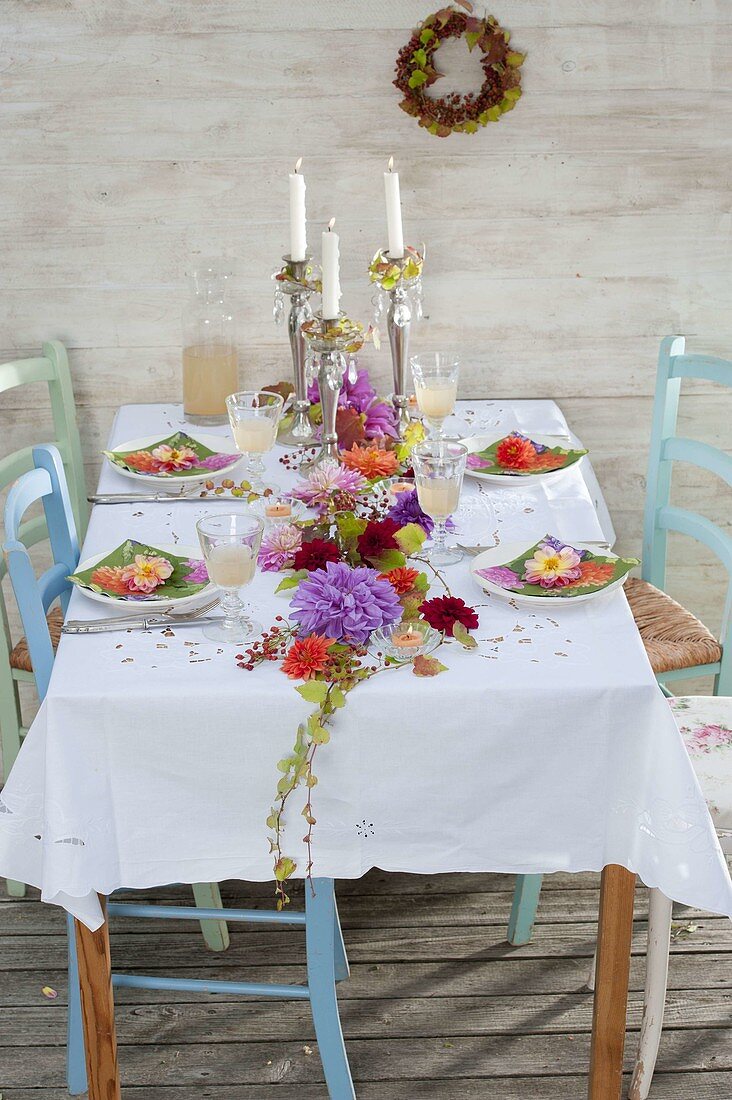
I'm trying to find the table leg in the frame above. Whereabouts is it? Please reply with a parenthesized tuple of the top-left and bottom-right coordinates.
(74, 897, 120, 1099)
(588, 864, 636, 1100)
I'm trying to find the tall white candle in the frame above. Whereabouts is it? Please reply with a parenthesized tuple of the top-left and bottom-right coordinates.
(321, 218, 341, 319)
(289, 158, 307, 262)
(384, 155, 404, 259)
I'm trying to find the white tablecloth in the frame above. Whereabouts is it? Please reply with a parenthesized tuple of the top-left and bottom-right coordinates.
(2, 401, 730, 930)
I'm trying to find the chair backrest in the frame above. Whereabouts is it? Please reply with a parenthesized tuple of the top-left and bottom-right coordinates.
(3, 445, 80, 701)
(643, 336, 732, 672)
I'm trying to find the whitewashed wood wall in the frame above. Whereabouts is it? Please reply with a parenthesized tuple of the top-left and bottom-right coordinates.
(1, 0, 730, 670)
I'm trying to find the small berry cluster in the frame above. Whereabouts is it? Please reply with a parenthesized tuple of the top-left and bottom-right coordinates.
(278, 448, 318, 472)
(236, 618, 295, 671)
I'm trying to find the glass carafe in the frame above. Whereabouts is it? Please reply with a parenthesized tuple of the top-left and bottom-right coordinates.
(182, 263, 238, 425)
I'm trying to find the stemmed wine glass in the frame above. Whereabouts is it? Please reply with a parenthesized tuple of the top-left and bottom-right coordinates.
(196, 513, 264, 643)
(409, 353, 460, 439)
(226, 390, 284, 494)
(412, 440, 467, 566)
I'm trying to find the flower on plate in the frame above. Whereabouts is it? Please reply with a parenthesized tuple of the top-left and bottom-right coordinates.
(419, 596, 479, 637)
(467, 453, 494, 470)
(476, 565, 522, 590)
(151, 444, 198, 472)
(183, 558, 208, 584)
(379, 565, 421, 595)
(281, 634, 337, 681)
(289, 461, 367, 512)
(258, 524, 303, 572)
(564, 560, 616, 589)
(540, 535, 590, 560)
(200, 452, 236, 471)
(356, 518, 400, 564)
(293, 538, 342, 573)
(89, 565, 129, 596)
(341, 443, 399, 480)
(523, 543, 582, 589)
(495, 432, 539, 471)
(122, 449, 162, 474)
(120, 554, 174, 594)
(290, 561, 402, 644)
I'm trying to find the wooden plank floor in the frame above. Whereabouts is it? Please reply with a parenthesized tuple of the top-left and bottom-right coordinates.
(0, 871, 730, 1098)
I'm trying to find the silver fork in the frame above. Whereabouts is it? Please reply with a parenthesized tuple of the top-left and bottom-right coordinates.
(63, 596, 220, 632)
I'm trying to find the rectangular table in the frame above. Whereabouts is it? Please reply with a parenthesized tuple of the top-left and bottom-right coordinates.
(2, 400, 730, 1099)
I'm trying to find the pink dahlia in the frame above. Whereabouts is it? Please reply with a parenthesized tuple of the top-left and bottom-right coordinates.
(258, 523, 303, 572)
(289, 460, 367, 512)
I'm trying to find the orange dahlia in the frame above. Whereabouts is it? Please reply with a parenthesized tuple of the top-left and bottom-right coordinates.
(89, 565, 129, 596)
(495, 434, 538, 471)
(530, 451, 567, 472)
(281, 634, 337, 681)
(123, 449, 162, 474)
(566, 560, 616, 588)
(340, 444, 399, 480)
(379, 566, 421, 595)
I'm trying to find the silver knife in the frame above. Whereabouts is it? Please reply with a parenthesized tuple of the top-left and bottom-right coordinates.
(62, 616, 216, 634)
(88, 493, 205, 504)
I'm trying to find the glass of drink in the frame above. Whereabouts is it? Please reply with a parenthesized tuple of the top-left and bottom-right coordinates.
(182, 263, 239, 425)
(226, 390, 285, 494)
(409, 353, 460, 438)
(412, 440, 467, 566)
(196, 513, 264, 643)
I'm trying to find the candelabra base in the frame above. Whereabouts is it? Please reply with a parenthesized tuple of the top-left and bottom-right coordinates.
(277, 401, 314, 447)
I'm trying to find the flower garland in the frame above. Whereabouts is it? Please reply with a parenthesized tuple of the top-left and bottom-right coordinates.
(394, 5, 524, 137)
(238, 442, 479, 908)
(368, 246, 424, 290)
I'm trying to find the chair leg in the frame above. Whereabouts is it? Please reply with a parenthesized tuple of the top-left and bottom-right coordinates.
(628, 889, 673, 1100)
(306, 878, 355, 1100)
(507, 873, 543, 945)
(1, 679, 26, 898)
(65, 913, 88, 1095)
(191, 882, 230, 951)
(333, 894, 350, 982)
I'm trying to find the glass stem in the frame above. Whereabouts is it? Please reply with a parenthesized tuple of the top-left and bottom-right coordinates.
(432, 519, 448, 556)
(220, 589, 243, 630)
(248, 454, 266, 491)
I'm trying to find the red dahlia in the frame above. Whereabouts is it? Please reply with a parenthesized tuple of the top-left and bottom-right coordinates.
(419, 596, 479, 637)
(293, 538, 341, 572)
(356, 518, 400, 564)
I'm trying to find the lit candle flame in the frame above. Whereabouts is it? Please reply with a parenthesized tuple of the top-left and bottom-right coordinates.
(387, 155, 394, 172)
(294, 157, 302, 173)
(327, 217, 336, 231)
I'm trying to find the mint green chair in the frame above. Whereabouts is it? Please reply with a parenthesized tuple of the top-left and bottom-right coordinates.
(507, 336, 732, 946)
(1, 342, 89, 897)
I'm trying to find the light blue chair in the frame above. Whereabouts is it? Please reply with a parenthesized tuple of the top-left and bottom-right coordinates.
(3, 446, 354, 1098)
(507, 336, 732, 947)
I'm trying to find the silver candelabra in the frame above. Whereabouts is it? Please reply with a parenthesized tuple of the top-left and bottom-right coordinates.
(372, 248, 424, 440)
(302, 313, 352, 468)
(272, 255, 316, 446)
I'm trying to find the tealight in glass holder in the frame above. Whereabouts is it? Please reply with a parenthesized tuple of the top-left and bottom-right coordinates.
(226, 390, 284, 494)
(196, 513, 264, 643)
(412, 439, 468, 566)
(410, 352, 460, 439)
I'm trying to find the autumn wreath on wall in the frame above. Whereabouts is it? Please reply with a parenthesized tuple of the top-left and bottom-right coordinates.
(394, 3, 524, 136)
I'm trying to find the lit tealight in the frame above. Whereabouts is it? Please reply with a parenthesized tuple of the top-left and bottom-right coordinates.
(392, 627, 424, 649)
(265, 500, 292, 519)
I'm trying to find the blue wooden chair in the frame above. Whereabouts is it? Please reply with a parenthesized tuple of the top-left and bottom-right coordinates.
(507, 336, 732, 947)
(1, 341, 89, 897)
(3, 445, 354, 1098)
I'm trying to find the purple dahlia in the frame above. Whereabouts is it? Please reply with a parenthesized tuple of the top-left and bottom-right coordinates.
(289, 560, 402, 644)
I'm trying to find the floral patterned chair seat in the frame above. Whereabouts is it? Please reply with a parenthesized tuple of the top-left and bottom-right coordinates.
(669, 696, 732, 850)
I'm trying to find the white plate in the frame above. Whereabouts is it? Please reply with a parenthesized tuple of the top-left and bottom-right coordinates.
(104, 432, 243, 487)
(462, 433, 582, 486)
(72, 544, 215, 611)
(470, 539, 629, 606)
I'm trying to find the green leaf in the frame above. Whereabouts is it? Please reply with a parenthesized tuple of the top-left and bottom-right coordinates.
(394, 522, 427, 556)
(336, 512, 368, 544)
(504, 86, 522, 100)
(310, 722, 330, 745)
(274, 856, 297, 882)
(420, 28, 436, 45)
(507, 51, 525, 68)
(369, 548, 406, 572)
(275, 569, 308, 594)
(329, 686, 346, 709)
(479, 105, 502, 124)
(408, 69, 429, 89)
(463, 120, 479, 133)
(465, 31, 481, 51)
(296, 681, 329, 704)
(452, 622, 478, 649)
(412, 47, 428, 68)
